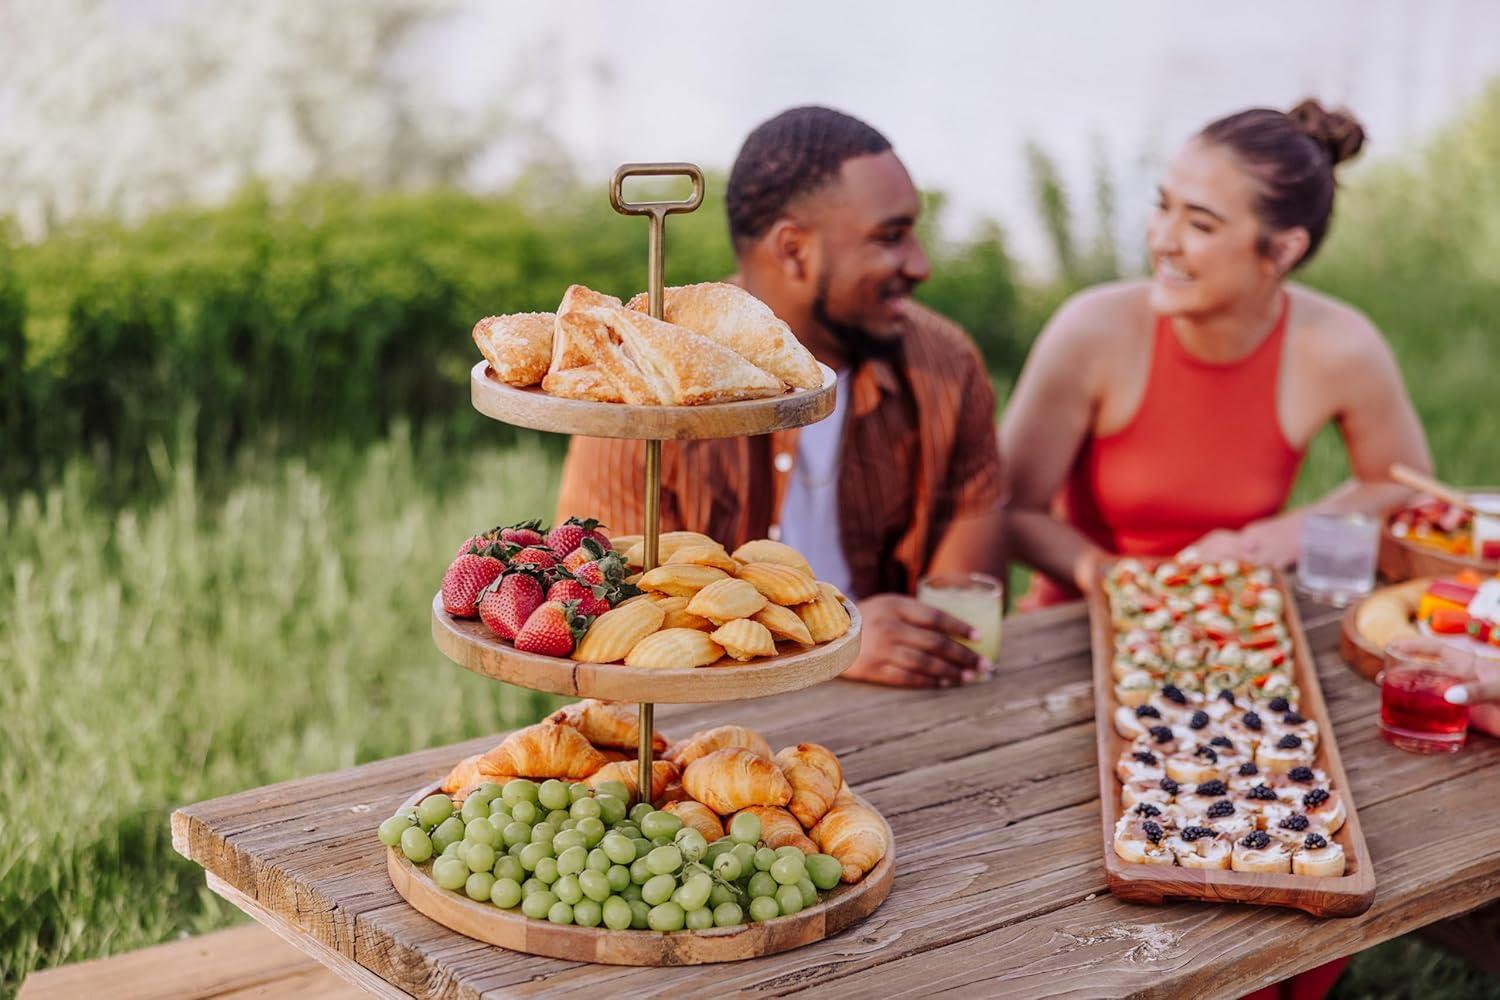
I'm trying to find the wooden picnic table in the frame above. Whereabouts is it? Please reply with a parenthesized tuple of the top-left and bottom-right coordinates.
(171, 596, 1500, 998)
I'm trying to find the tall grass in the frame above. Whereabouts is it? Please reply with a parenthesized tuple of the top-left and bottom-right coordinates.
(0, 426, 565, 991)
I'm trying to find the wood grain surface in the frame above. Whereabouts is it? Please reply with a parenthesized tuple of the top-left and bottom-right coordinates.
(470, 362, 837, 440)
(431, 592, 862, 703)
(172, 597, 1500, 999)
(1088, 569, 1376, 917)
(1378, 523, 1498, 582)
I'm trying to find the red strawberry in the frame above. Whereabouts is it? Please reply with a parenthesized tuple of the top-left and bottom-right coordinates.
(574, 549, 627, 589)
(454, 528, 503, 560)
(514, 600, 592, 657)
(500, 519, 546, 547)
(441, 549, 506, 617)
(508, 545, 559, 571)
(547, 578, 610, 618)
(546, 517, 609, 557)
(478, 570, 546, 640)
(561, 537, 609, 574)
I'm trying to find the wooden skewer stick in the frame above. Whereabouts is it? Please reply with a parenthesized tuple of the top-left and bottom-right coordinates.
(1390, 463, 1473, 512)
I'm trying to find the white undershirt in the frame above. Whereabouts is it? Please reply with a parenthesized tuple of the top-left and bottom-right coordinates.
(775, 369, 853, 596)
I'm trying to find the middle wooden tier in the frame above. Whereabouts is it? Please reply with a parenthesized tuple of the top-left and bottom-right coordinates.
(431, 592, 862, 703)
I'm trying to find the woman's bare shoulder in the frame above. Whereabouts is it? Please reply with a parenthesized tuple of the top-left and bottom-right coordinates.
(1039, 280, 1152, 353)
(1286, 284, 1391, 370)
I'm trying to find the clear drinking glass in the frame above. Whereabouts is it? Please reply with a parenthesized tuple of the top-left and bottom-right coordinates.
(1296, 512, 1379, 606)
(1378, 641, 1471, 754)
(917, 572, 1004, 664)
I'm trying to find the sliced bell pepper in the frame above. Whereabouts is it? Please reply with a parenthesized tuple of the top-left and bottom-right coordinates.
(1429, 606, 1470, 635)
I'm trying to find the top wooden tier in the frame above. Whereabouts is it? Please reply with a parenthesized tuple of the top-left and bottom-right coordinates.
(469, 361, 838, 440)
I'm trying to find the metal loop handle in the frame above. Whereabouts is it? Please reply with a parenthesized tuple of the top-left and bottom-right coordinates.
(609, 162, 705, 218)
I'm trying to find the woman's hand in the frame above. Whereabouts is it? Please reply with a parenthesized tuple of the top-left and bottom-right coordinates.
(1387, 637, 1500, 738)
(1180, 516, 1301, 567)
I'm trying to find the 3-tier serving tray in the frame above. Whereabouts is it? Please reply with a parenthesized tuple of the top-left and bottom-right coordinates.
(390, 162, 893, 964)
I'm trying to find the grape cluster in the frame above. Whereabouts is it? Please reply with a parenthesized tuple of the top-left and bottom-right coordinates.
(377, 777, 843, 931)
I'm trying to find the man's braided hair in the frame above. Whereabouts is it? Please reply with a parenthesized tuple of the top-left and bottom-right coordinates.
(726, 106, 892, 249)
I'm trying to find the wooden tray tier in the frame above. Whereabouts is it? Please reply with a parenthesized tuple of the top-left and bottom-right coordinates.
(431, 593, 861, 704)
(386, 782, 894, 965)
(470, 361, 838, 440)
(1379, 525, 1498, 582)
(1088, 566, 1376, 917)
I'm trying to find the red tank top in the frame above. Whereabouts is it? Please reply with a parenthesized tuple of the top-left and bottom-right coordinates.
(1032, 298, 1304, 605)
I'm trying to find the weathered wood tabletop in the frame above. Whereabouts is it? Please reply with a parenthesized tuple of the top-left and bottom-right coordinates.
(171, 598, 1500, 998)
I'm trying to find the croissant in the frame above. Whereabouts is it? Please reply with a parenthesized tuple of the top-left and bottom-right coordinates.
(441, 753, 485, 797)
(774, 743, 844, 829)
(478, 723, 609, 781)
(585, 759, 680, 804)
(664, 799, 725, 842)
(546, 699, 668, 753)
(473, 312, 554, 387)
(810, 786, 887, 883)
(735, 805, 817, 854)
(682, 748, 793, 816)
(664, 724, 773, 768)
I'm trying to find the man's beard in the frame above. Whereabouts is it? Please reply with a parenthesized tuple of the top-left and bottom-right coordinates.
(811, 269, 905, 365)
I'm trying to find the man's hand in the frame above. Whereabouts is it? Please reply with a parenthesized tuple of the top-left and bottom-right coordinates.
(842, 594, 992, 688)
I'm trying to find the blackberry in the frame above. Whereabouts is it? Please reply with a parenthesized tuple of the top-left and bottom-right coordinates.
(1162, 684, 1188, 705)
(1149, 725, 1175, 744)
(1304, 833, 1328, 850)
(1132, 751, 1159, 766)
(1268, 697, 1290, 713)
(1210, 736, 1234, 749)
(1288, 766, 1315, 783)
(1135, 704, 1162, 719)
(1181, 826, 1214, 842)
(1194, 745, 1219, 763)
(1278, 813, 1310, 831)
(1277, 734, 1303, 750)
(1189, 710, 1210, 729)
(1303, 788, 1330, 808)
(1133, 802, 1162, 817)
(1217, 689, 1236, 705)
(1240, 831, 1271, 850)
(1238, 762, 1259, 777)
(1241, 711, 1263, 731)
(1283, 711, 1305, 725)
(1206, 799, 1235, 819)
(1247, 784, 1279, 802)
(1195, 779, 1228, 797)
(1143, 820, 1164, 844)
(1160, 777, 1181, 795)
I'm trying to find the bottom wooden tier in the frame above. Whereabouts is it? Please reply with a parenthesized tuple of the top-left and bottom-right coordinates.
(385, 783, 895, 966)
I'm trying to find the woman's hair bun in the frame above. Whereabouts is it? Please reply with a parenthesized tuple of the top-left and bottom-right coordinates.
(1288, 99, 1366, 166)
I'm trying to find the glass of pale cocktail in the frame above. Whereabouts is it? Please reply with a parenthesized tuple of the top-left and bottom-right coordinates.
(917, 572, 1004, 665)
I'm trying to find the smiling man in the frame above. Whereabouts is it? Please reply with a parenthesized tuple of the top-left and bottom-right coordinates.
(556, 106, 1006, 688)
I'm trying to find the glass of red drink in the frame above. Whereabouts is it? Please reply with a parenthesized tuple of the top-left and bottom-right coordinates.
(1378, 640, 1473, 754)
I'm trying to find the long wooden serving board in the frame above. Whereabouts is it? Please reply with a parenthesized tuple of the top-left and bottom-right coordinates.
(1088, 565, 1376, 917)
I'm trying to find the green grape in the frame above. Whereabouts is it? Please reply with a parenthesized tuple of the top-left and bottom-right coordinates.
(606, 864, 631, 893)
(620, 882, 644, 902)
(629, 858, 652, 885)
(575, 817, 607, 847)
(460, 796, 489, 825)
(559, 818, 578, 832)
(672, 872, 713, 911)
(628, 898, 651, 929)
(684, 906, 714, 930)
(729, 812, 762, 845)
(399, 827, 433, 863)
(708, 883, 737, 908)
(441, 841, 464, 860)
(529, 822, 557, 845)
(631, 838, 654, 860)
(488, 799, 512, 822)
(502, 779, 540, 807)
(378, 815, 414, 847)
(747, 872, 777, 899)
(712, 853, 743, 882)
(602, 833, 636, 865)
(597, 780, 631, 804)
(399, 808, 420, 825)
(417, 794, 453, 829)
(713, 902, 744, 927)
(474, 781, 505, 804)
(508, 842, 527, 859)
(646, 845, 683, 876)
(432, 816, 466, 853)
(573, 898, 603, 927)
(731, 843, 757, 871)
(775, 845, 805, 862)
(602, 895, 633, 930)
(647, 901, 686, 932)
(547, 901, 574, 925)
(521, 877, 547, 897)
(495, 856, 525, 884)
(538, 779, 571, 812)
(703, 838, 734, 864)
(570, 797, 602, 821)
(775, 884, 803, 916)
(753, 846, 777, 871)
(805, 853, 842, 891)
(586, 848, 611, 873)
(651, 835, 674, 848)
(641, 810, 684, 841)
(629, 802, 655, 824)
(642, 874, 677, 906)
(502, 821, 531, 848)
(509, 799, 539, 826)
(465, 872, 495, 902)
(521, 891, 556, 920)
(464, 842, 497, 874)
(433, 856, 469, 891)
(534, 857, 560, 885)
(490, 877, 523, 909)
(770, 854, 805, 886)
(748, 896, 780, 922)
(518, 842, 549, 872)
(554, 875, 584, 906)
(552, 830, 586, 855)
(674, 828, 708, 862)
(796, 877, 817, 909)
(463, 818, 496, 847)
(595, 795, 627, 826)
(569, 782, 592, 804)
(546, 809, 571, 828)
(614, 824, 642, 841)
(579, 869, 612, 903)
(557, 845, 588, 876)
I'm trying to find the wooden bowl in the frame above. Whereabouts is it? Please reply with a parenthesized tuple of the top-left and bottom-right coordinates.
(1379, 492, 1500, 582)
(470, 362, 838, 440)
(386, 782, 894, 965)
(431, 592, 862, 704)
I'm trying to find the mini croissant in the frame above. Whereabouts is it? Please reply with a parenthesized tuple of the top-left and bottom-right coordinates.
(811, 784, 887, 884)
(682, 748, 794, 816)
(546, 699, 668, 753)
(586, 759, 681, 805)
(774, 743, 844, 829)
(441, 753, 485, 798)
(664, 799, 725, 842)
(665, 724, 773, 768)
(735, 805, 817, 854)
(478, 723, 609, 781)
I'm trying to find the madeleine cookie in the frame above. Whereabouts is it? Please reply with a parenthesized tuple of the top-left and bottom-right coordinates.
(623, 531, 718, 568)
(653, 594, 713, 631)
(666, 544, 742, 574)
(752, 603, 814, 646)
(572, 600, 666, 663)
(624, 627, 724, 669)
(687, 578, 768, 624)
(611, 534, 644, 566)
(793, 583, 852, 642)
(1230, 831, 1292, 873)
(711, 619, 778, 661)
(735, 561, 820, 605)
(1292, 833, 1346, 877)
(638, 564, 730, 598)
(730, 538, 814, 577)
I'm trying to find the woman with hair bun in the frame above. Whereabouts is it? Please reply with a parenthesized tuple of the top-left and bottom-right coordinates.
(1003, 100, 1432, 606)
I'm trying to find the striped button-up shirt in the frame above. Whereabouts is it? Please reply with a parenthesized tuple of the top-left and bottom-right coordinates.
(555, 303, 1002, 599)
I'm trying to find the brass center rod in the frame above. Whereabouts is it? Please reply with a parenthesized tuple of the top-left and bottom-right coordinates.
(638, 205, 667, 807)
